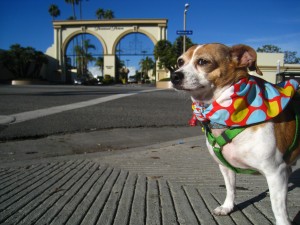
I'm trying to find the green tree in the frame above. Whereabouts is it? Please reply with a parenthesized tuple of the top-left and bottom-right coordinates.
(96, 9, 115, 20)
(115, 55, 125, 82)
(74, 39, 95, 77)
(154, 37, 195, 72)
(174, 36, 194, 57)
(139, 57, 155, 80)
(154, 40, 175, 72)
(48, 4, 60, 21)
(67, 16, 76, 20)
(284, 51, 300, 64)
(31, 51, 49, 78)
(65, 0, 81, 71)
(95, 56, 104, 76)
(257, 45, 281, 53)
(104, 10, 115, 19)
(257, 44, 300, 64)
(0, 44, 48, 79)
(96, 8, 105, 19)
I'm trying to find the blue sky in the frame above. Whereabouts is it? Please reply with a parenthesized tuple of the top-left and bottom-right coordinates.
(0, 0, 299, 69)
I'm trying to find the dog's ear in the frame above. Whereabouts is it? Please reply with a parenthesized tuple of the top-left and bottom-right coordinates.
(231, 44, 263, 75)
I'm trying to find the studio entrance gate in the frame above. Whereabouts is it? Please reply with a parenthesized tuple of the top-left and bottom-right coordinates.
(46, 19, 168, 83)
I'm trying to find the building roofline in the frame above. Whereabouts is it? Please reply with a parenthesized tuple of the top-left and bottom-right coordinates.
(53, 19, 168, 27)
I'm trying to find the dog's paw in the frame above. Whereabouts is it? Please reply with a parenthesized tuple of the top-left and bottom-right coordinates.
(212, 206, 234, 216)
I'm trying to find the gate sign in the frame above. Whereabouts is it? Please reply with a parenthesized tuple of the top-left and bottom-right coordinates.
(176, 30, 193, 35)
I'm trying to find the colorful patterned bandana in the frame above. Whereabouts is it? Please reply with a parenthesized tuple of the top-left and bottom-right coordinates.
(192, 76, 299, 127)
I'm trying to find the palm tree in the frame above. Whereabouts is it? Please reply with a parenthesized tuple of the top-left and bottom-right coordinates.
(48, 4, 60, 21)
(104, 10, 115, 19)
(74, 39, 96, 77)
(139, 57, 155, 80)
(95, 57, 104, 76)
(65, 0, 80, 71)
(96, 8, 105, 19)
(83, 39, 96, 62)
(65, 0, 79, 20)
(67, 16, 76, 20)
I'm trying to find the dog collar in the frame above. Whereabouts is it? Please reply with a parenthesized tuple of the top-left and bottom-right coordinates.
(192, 76, 299, 127)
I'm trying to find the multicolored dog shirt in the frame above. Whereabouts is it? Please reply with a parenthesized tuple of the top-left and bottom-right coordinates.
(193, 76, 299, 127)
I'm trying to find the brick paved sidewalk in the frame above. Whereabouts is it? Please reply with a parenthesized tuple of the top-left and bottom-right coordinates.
(0, 136, 299, 224)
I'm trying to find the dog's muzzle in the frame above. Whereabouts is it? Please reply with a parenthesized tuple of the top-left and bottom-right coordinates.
(171, 71, 184, 85)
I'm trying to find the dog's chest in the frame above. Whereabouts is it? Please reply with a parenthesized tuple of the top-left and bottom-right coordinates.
(205, 124, 278, 170)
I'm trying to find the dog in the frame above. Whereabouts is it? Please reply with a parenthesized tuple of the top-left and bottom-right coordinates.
(171, 43, 300, 225)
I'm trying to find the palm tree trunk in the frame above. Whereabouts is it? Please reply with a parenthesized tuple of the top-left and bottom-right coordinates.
(72, 3, 76, 19)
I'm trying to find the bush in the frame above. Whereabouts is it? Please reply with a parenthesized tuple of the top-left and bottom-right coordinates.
(84, 78, 98, 85)
(102, 74, 114, 85)
(97, 76, 103, 83)
(104, 74, 111, 80)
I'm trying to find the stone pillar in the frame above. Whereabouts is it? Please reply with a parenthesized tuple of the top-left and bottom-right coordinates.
(53, 25, 65, 83)
(103, 55, 116, 78)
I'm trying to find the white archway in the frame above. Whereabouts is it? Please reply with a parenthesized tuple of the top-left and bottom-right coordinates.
(46, 19, 168, 82)
(62, 30, 108, 55)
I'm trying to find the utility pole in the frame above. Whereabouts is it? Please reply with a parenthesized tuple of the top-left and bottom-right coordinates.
(183, 3, 189, 53)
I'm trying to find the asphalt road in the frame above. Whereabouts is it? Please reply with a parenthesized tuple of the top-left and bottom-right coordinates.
(0, 84, 197, 142)
(1, 86, 299, 225)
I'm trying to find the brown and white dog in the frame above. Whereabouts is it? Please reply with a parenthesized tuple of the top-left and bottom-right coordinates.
(171, 43, 300, 225)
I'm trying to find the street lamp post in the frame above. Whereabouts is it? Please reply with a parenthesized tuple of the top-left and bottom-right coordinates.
(183, 3, 189, 53)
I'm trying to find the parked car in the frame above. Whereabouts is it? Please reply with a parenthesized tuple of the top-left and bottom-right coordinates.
(73, 77, 83, 85)
(73, 74, 100, 85)
(128, 76, 137, 83)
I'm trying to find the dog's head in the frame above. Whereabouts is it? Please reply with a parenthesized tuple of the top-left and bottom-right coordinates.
(171, 43, 262, 102)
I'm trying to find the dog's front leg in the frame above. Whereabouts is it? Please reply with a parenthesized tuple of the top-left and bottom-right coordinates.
(265, 163, 291, 225)
(213, 164, 236, 216)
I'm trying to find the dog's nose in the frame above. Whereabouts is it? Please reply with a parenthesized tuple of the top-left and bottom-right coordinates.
(171, 72, 184, 85)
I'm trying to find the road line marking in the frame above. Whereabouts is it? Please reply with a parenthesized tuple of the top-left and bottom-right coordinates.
(8, 89, 159, 124)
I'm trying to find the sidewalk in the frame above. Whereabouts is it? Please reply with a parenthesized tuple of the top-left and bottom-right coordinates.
(0, 135, 299, 225)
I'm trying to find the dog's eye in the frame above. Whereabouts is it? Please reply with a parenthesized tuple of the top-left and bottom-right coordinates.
(177, 58, 185, 67)
(198, 59, 209, 66)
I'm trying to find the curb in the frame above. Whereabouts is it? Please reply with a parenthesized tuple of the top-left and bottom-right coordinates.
(0, 115, 15, 125)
